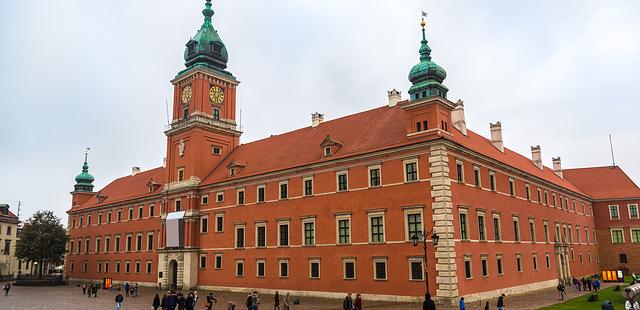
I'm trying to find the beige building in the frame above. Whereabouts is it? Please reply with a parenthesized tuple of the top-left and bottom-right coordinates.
(0, 204, 36, 277)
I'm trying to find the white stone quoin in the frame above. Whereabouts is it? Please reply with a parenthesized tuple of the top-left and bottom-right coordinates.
(451, 99, 467, 136)
(553, 157, 563, 178)
(387, 89, 402, 107)
(531, 145, 543, 170)
(311, 112, 324, 128)
(489, 122, 504, 152)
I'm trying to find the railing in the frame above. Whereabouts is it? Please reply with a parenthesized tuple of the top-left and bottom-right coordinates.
(169, 114, 238, 131)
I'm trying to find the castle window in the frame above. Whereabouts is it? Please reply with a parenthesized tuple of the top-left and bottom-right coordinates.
(489, 171, 496, 191)
(175, 200, 181, 212)
(423, 121, 428, 130)
(456, 160, 464, 183)
(509, 178, 515, 196)
(416, 122, 421, 132)
(368, 166, 381, 187)
(183, 107, 189, 120)
(324, 146, 331, 156)
(257, 185, 265, 202)
(337, 172, 348, 192)
(212, 146, 221, 155)
(237, 189, 245, 205)
(216, 192, 224, 202)
(303, 177, 314, 196)
(279, 181, 288, 199)
(404, 159, 418, 182)
(609, 205, 620, 219)
(422, 91, 427, 98)
(213, 108, 220, 120)
(177, 168, 184, 182)
(473, 166, 481, 187)
(620, 253, 628, 264)
(201, 195, 209, 205)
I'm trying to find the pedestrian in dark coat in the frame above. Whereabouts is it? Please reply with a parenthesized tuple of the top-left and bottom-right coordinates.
(161, 293, 168, 310)
(354, 294, 363, 310)
(167, 292, 178, 310)
(186, 292, 196, 310)
(82, 283, 87, 295)
(125, 282, 130, 297)
(177, 292, 186, 310)
(484, 301, 489, 310)
(497, 294, 505, 310)
(153, 294, 161, 310)
(343, 293, 353, 310)
(274, 291, 281, 310)
(115, 291, 124, 310)
(3, 283, 10, 296)
(206, 293, 217, 310)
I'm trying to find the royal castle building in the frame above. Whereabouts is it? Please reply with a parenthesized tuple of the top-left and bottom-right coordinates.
(66, 1, 640, 303)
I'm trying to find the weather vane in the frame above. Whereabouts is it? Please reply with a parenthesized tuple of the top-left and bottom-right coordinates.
(421, 11, 427, 27)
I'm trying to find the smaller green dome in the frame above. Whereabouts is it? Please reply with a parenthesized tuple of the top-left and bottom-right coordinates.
(183, 0, 232, 76)
(408, 25, 448, 100)
(74, 151, 95, 192)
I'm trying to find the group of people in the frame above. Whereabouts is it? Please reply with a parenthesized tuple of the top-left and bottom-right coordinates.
(571, 277, 601, 292)
(153, 290, 199, 310)
(124, 282, 140, 297)
(458, 294, 505, 310)
(81, 282, 100, 298)
(342, 293, 363, 310)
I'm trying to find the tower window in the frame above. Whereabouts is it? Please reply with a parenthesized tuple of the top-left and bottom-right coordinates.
(423, 121, 428, 130)
(422, 91, 427, 98)
(212, 146, 221, 155)
(213, 108, 220, 120)
(416, 122, 421, 132)
(183, 107, 189, 120)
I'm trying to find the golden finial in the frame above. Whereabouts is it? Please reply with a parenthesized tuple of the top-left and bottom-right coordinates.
(421, 11, 427, 28)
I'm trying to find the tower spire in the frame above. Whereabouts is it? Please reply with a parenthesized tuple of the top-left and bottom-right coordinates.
(407, 12, 448, 100)
(202, 0, 213, 24)
(74, 147, 95, 192)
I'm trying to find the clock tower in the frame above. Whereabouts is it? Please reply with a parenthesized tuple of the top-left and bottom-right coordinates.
(165, 0, 241, 185)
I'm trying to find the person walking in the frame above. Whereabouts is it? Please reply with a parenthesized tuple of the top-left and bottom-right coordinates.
(594, 278, 601, 292)
(3, 283, 10, 296)
(343, 293, 353, 310)
(484, 301, 489, 310)
(82, 283, 87, 295)
(246, 293, 253, 310)
(557, 282, 566, 301)
(274, 291, 281, 310)
(167, 291, 178, 310)
(250, 291, 260, 310)
(186, 292, 196, 310)
(94, 283, 99, 298)
(134, 283, 139, 297)
(161, 293, 168, 310)
(115, 290, 124, 310)
(153, 294, 161, 310)
(283, 292, 292, 310)
(125, 282, 130, 297)
(459, 297, 466, 310)
(497, 294, 505, 310)
(354, 294, 362, 310)
(177, 292, 186, 310)
(206, 292, 217, 310)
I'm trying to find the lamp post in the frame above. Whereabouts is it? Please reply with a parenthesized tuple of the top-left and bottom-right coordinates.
(412, 230, 439, 308)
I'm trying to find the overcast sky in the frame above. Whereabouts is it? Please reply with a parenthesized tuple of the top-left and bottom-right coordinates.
(1, 0, 638, 224)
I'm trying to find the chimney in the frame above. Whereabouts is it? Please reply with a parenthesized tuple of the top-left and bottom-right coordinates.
(489, 122, 504, 152)
(552, 157, 563, 178)
(387, 89, 401, 107)
(132, 166, 141, 176)
(451, 99, 467, 136)
(311, 112, 324, 128)
(531, 145, 543, 170)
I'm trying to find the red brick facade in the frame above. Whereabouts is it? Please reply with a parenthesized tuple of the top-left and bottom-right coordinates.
(65, 1, 639, 304)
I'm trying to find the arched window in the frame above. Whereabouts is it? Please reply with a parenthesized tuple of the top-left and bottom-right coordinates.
(620, 253, 628, 263)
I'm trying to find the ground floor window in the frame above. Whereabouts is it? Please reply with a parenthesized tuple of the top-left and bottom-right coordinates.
(464, 256, 472, 279)
(373, 258, 387, 280)
(309, 260, 320, 279)
(409, 258, 423, 281)
(343, 258, 356, 280)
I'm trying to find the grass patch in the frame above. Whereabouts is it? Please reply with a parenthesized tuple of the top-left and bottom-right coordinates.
(541, 278, 633, 310)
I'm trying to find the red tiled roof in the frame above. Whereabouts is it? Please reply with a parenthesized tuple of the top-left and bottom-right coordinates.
(0, 209, 19, 224)
(448, 128, 586, 195)
(563, 166, 640, 200)
(202, 104, 586, 197)
(75, 167, 165, 210)
(202, 105, 418, 184)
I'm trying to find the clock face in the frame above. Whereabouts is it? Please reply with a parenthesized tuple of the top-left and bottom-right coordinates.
(209, 86, 224, 104)
(181, 86, 192, 104)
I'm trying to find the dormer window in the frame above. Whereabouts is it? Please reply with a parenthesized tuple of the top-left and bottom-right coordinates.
(148, 186, 153, 193)
(230, 168, 235, 176)
(187, 42, 197, 55)
(324, 147, 331, 156)
(320, 135, 343, 157)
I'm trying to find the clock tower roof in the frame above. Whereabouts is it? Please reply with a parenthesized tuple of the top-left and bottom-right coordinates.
(183, 0, 233, 77)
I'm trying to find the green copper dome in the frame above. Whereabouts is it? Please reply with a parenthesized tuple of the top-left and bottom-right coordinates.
(74, 152, 94, 192)
(408, 24, 448, 100)
(183, 0, 232, 76)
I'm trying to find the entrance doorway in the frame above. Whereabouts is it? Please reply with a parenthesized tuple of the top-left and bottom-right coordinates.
(168, 260, 178, 290)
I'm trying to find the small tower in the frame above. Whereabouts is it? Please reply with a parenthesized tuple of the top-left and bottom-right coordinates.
(71, 148, 96, 207)
(74, 149, 95, 192)
(408, 15, 448, 100)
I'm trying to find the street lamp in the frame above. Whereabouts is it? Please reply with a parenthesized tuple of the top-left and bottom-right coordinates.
(412, 230, 439, 308)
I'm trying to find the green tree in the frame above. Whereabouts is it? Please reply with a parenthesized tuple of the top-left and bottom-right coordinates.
(15, 211, 69, 279)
